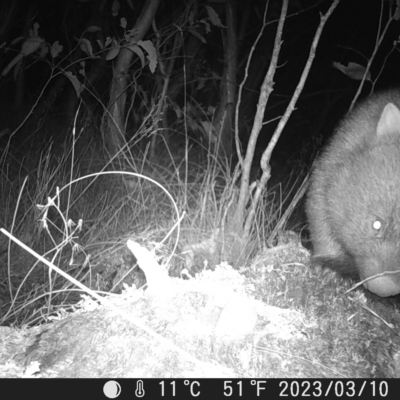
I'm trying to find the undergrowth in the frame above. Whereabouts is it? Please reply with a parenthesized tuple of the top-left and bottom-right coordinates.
(0, 106, 288, 328)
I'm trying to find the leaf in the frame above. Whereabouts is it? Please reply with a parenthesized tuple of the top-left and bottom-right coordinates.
(64, 71, 84, 98)
(2, 54, 23, 76)
(173, 103, 182, 118)
(86, 25, 102, 33)
(106, 46, 120, 60)
(51, 41, 63, 58)
(10, 36, 24, 47)
(112, 0, 120, 17)
(197, 78, 206, 91)
(200, 19, 211, 34)
(127, 43, 145, 67)
(96, 39, 104, 50)
(105, 36, 113, 47)
(106, 40, 120, 60)
(205, 6, 225, 28)
(332, 61, 371, 82)
(395, 0, 400, 20)
(188, 10, 195, 25)
(200, 120, 217, 143)
(188, 28, 206, 44)
(79, 61, 86, 78)
(138, 40, 157, 73)
(39, 42, 48, 58)
(21, 37, 43, 56)
(13, 58, 22, 80)
(31, 22, 40, 37)
(79, 38, 93, 57)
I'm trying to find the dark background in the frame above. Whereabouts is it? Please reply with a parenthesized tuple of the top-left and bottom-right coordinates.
(1, 0, 399, 217)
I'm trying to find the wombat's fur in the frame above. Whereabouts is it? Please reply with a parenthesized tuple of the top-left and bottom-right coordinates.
(306, 91, 400, 297)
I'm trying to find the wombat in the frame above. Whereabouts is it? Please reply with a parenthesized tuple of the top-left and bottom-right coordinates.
(306, 90, 400, 297)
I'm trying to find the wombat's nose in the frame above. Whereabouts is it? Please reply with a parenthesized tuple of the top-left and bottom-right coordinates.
(363, 275, 400, 297)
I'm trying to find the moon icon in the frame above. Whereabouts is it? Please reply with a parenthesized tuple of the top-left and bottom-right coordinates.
(103, 380, 121, 398)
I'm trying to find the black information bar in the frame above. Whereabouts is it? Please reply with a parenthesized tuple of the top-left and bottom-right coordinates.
(1, 378, 399, 399)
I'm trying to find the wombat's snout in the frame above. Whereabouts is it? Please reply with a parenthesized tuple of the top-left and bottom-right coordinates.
(363, 275, 400, 297)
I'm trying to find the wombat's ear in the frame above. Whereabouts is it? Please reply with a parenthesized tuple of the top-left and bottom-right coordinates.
(376, 103, 400, 137)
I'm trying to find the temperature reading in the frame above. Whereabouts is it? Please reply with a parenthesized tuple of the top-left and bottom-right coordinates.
(224, 380, 244, 396)
(159, 380, 200, 397)
(159, 381, 176, 397)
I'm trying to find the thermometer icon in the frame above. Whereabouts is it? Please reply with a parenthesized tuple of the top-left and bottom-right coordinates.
(135, 380, 145, 397)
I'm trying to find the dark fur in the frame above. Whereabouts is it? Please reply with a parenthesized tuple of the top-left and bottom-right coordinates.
(306, 90, 400, 297)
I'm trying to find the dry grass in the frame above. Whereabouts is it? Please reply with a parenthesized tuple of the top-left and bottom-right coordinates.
(0, 106, 277, 327)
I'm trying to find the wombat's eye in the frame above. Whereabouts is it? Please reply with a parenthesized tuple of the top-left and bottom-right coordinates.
(372, 218, 385, 238)
(372, 220, 382, 231)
